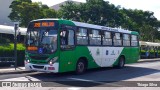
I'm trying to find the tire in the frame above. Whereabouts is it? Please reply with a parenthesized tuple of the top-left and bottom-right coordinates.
(117, 56, 125, 69)
(76, 60, 86, 74)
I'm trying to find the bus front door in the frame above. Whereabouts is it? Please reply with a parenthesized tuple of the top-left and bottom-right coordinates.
(59, 29, 75, 72)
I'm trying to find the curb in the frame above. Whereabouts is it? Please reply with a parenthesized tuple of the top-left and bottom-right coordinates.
(138, 58, 160, 63)
(0, 67, 34, 75)
(0, 70, 34, 75)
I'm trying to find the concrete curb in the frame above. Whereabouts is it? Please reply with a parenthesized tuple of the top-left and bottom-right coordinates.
(138, 58, 160, 62)
(0, 70, 34, 75)
(0, 67, 33, 75)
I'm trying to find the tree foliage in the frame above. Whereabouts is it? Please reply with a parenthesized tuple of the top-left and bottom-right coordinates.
(8, 0, 160, 41)
(8, 0, 57, 27)
(59, 0, 160, 41)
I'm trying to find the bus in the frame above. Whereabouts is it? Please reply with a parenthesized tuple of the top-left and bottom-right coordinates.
(25, 19, 139, 74)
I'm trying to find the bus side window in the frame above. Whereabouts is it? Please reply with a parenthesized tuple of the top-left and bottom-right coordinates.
(113, 33, 122, 46)
(123, 34, 130, 46)
(60, 29, 75, 49)
(77, 28, 88, 45)
(60, 30, 67, 45)
(68, 30, 74, 45)
(102, 31, 112, 46)
(89, 29, 101, 45)
(131, 35, 138, 46)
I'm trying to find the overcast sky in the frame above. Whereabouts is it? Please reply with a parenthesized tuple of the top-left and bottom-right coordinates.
(32, 0, 160, 20)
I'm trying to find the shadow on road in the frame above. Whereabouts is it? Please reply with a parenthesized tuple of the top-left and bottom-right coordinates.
(28, 66, 160, 87)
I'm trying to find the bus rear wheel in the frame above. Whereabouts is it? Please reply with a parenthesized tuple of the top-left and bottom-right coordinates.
(76, 60, 86, 74)
(117, 56, 125, 68)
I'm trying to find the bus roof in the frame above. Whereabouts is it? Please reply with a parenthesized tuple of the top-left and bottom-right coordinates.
(30, 18, 139, 35)
(72, 21, 138, 34)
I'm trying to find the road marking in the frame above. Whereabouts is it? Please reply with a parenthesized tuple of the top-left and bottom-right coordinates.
(68, 78, 123, 87)
(68, 78, 104, 84)
(0, 76, 41, 81)
(67, 87, 82, 90)
(25, 76, 41, 81)
(0, 77, 29, 81)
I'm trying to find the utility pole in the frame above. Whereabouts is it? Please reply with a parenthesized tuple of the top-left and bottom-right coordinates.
(14, 22, 19, 70)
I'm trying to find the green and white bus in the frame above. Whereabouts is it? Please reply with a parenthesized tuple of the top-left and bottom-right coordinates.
(25, 19, 140, 74)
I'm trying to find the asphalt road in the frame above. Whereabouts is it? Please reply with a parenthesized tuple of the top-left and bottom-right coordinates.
(0, 61, 160, 89)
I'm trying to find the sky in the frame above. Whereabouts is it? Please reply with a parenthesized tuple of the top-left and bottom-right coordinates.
(32, 0, 160, 20)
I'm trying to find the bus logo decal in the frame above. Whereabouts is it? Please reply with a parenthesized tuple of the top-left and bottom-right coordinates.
(96, 48, 100, 55)
(38, 48, 43, 54)
(106, 50, 108, 55)
(111, 50, 115, 55)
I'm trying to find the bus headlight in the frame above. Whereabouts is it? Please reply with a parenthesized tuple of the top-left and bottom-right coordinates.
(49, 57, 58, 65)
(25, 56, 30, 63)
(25, 59, 30, 64)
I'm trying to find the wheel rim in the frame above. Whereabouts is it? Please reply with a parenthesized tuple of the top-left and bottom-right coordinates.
(120, 59, 124, 67)
(77, 62, 85, 73)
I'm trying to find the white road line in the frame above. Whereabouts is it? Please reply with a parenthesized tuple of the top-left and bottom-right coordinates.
(67, 87, 82, 90)
(68, 78, 123, 87)
(0, 76, 41, 81)
(68, 77, 104, 84)
(0, 77, 29, 81)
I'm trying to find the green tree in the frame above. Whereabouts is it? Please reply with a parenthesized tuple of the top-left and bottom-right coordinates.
(59, 1, 81, 21)
(59, 0, 160, 41)
(121, 9, 160, 41)
(59, 0, 122, 27)
(8, 0, 57, 27)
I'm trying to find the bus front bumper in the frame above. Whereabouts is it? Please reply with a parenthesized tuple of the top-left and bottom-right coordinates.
(25, 62, 59, 73)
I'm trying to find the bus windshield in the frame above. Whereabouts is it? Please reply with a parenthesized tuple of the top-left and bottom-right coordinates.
(26, 28, 57, 54)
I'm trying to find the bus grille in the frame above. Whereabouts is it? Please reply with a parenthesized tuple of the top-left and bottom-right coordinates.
(32, 65, 44, 69)
(30, 56, 48, 60)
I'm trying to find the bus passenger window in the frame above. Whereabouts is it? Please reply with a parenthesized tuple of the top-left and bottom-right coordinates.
(113, 33, 122, 46)
(131, 35, 138, 46)
(102, 31, 112, 45)
(77, 28, 88, 45)
(123, 34, 130, 46)
(89, 30, 101, 45)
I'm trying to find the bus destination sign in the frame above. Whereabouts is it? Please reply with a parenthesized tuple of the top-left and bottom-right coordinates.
(34, 22, 55, 28)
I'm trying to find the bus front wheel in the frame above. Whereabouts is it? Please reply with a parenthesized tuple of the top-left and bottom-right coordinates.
(117, 56, 125, 68)
(76, 59, 86, 74)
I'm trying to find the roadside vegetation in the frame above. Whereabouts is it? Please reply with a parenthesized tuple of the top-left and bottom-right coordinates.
(8, 0, 160, 42)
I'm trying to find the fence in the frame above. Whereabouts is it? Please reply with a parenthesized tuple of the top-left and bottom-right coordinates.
(0, 57, 15, 67)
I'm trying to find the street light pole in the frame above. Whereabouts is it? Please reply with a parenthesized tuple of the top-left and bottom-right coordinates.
(14, 22, 19, 70)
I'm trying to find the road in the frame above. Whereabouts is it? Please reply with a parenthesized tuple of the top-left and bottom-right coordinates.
(0, 61, 160, 90)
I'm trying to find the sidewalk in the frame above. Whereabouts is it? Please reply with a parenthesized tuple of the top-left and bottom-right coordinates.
(0, 67, 32, 75)
(0, 58, 160, 74)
